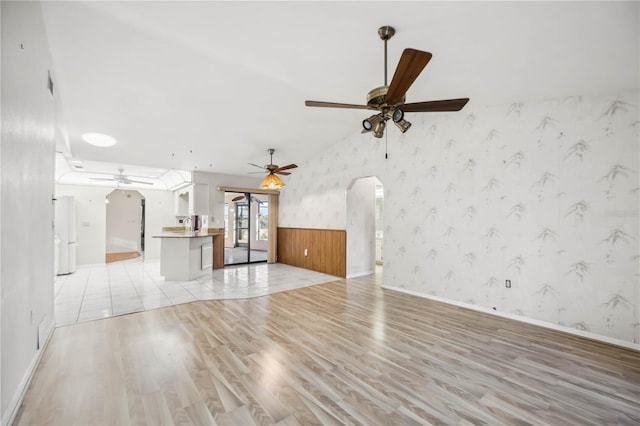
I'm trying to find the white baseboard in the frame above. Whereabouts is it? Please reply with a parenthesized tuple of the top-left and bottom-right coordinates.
(2, 318, 56, 426)
(382, 285, 640, 352)
(346, 269, 375, 279)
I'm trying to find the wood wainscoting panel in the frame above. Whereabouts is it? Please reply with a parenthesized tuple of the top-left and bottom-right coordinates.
(207, 228, 225, 269)
(277, 227, 346, 277)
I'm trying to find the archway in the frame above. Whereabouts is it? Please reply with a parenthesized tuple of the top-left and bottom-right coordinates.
(105, 189, 145, 263)
(346, 176, 383, 278)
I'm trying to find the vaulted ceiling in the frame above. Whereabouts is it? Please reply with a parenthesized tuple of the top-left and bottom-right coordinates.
(42, 1, 639, 185)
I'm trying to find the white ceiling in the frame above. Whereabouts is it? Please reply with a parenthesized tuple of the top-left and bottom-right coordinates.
(41, 1, 639, 185)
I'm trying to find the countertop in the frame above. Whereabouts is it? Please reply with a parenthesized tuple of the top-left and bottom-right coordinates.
(153, 231, 224, 238)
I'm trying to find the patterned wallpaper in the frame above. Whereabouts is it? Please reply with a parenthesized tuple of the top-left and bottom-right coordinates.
(280, 90, 639, 343)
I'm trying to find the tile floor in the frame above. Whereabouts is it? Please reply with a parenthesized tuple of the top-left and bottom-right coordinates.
(54, 259, 339, 326)
(223, 247, 267, 264)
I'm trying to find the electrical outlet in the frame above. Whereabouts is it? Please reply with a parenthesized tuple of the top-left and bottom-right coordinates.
(505, 279, 511, 288)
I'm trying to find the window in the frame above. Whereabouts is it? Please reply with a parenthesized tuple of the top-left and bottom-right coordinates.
(256, 201, 269, 241)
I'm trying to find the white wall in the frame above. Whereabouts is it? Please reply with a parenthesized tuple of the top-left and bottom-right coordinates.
(106, 189, 143, 254)
(346, 177, 377, 278)
(1, 2, 56, 422)
(280, 90, 640, 344)
(224, 192, 236, 247)
(55, 185, 174, 264)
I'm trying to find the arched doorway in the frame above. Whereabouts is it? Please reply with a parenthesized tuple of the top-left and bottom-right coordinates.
(105, 189, 145, 263)
(346, 176, 383, 278)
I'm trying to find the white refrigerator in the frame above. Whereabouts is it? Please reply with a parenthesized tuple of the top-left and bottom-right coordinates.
(55, 195, 77, 275)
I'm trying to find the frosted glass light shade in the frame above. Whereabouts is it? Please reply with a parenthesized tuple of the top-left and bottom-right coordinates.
(260, 173, 284, 189)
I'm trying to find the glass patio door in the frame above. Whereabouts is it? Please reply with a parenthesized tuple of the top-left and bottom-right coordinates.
(236, 203, 249, 247)
(224, 191, 269, 265)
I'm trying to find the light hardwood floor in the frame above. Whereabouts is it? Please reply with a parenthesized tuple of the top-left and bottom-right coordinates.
(15, 273, 640, 425)
(106, 251, 141, 263)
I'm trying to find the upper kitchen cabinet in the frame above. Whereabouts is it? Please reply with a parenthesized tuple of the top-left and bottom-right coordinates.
(174, 183, 209, 216)
(175, 188, 190, 216)
(191, 183, 209, 215)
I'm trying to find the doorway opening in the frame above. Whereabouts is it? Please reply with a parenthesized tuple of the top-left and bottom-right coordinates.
(224, 191, 269, 265)
(375, 181, 384, 266)
(346, 176, 383, 278)
(105, 189, 145, 263)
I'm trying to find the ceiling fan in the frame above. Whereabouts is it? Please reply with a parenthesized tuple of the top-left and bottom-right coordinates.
(89, 168, 153, 185)
(248, 148, 297, 189)
(231, 194, 261, 203)
(305, 26, 469, 138)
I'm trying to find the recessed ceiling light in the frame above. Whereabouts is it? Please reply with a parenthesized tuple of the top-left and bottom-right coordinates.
(81, 132, 117, 147)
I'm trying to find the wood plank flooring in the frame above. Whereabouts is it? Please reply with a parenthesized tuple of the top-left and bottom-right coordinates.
(106, 251, 141, 263)
(14, 273, 640, 425)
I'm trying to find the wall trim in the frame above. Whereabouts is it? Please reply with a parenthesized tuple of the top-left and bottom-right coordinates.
(278, 226, 343, 232)
(217, 186, 279, 195)
(3, 319, 56, 426)
(383, 285, 640, 352)
(347, 270, 375, 279)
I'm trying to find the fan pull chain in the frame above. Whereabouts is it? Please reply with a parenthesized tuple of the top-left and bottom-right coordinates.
(385, 130, 388, 159)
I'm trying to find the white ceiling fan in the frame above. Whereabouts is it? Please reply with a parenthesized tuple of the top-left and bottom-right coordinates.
(89, 168, 153, 185)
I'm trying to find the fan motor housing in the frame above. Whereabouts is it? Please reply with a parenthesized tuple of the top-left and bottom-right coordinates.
(367, 86, 405, 108)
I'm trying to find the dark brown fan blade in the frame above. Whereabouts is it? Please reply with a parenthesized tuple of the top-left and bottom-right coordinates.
(232, 196, 244, 202)
(401, 98, 470, 113)
(274, 164, 297, 173)
(305, 100, 372, 110)
(386, 49, 432, 106)
(248, 163, 266, 170)
(275, 171, 291, 176)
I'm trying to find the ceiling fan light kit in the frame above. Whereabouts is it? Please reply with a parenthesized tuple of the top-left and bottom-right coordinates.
(362, 113, 382, 132)
(305, 26, 469, 139)
(250, 148, 298, 190)
(391, 108, 412, 133)
(259, 173, 285, 190)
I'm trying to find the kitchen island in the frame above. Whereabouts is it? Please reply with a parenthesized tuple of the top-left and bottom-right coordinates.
(153, 231, 214, 281)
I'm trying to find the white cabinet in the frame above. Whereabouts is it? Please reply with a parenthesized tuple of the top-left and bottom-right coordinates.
(159, 236, 212, 280)
(190, 183, 209, 215)
(175, 189, 190, 216)
(174, 183, 209, 216)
